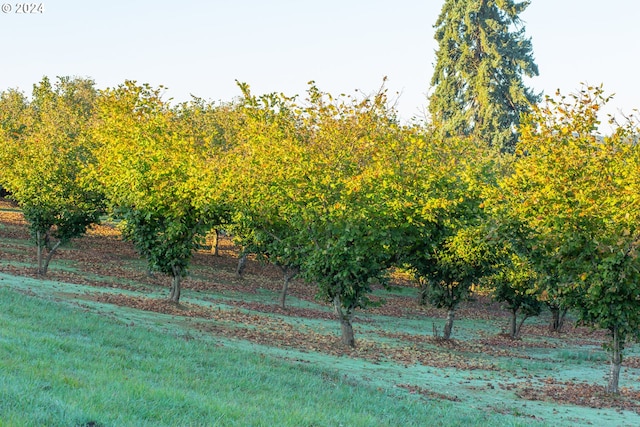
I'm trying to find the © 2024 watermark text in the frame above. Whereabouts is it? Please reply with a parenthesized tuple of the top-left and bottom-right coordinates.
(2, 3, 44, 13)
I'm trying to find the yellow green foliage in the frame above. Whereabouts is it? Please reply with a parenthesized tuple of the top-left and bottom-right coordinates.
(91, 81, 228, 301)
(496, 85, 640, 393)
(0, 77, 103, 274)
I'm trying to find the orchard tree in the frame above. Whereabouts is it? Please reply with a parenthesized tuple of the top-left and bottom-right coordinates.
(488, 251, 542, 339)
(231, 211, 302, 309)
(210, 84, 305, 293)
(222, 81, 405, 347)
(419, 225, 496, 339)
(390, 134, 500, 340)
(0, 77, 104, 275)
(93, 82, 227, 302)
(497, 85, 640, 394)
(491, 213, 571, 333)
(429, 0, 539, 152)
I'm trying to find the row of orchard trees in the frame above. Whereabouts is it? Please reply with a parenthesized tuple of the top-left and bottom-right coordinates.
(1, 77, 639, 393)
(0, 76, 503, 345)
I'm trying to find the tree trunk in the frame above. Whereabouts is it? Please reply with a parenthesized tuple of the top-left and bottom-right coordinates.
(509, 309, 518, 338)
(36, 230, 44, 275)
(607, 325, 622, 394)
(279, 267, 298, 309)
(235, 253, 247, 278)
(170, 266, 182, 303)
(36, 230, 61, 276)
(339, 316, 355, 348)
(210, 229, 220, 256)
(418, 277, 429, 305)
(333, 296, 355, 347)
(42, 240, 61, 276)
(514, 313, 530, 339)
(549, 305, 568, 333)
(443, 308, 455, 340)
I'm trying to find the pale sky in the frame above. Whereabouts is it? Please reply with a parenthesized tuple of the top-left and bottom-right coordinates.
(1, 1, 638, 127)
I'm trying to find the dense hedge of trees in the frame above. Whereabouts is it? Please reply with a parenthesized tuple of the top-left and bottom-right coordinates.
(1, 77, 639, 393)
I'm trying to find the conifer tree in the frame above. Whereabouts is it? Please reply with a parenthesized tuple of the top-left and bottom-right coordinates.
(429, 0, 539, 152)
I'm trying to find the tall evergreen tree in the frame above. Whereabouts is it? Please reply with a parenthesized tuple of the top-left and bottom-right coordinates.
(428, 0, 539, 152)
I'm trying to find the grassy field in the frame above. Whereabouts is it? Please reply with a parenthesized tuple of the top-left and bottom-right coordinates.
(1, 283, 496, 427)
(2, 201, 640, 426)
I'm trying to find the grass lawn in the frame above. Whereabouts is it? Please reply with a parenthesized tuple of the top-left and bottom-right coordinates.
(0, 284, 527, 427)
